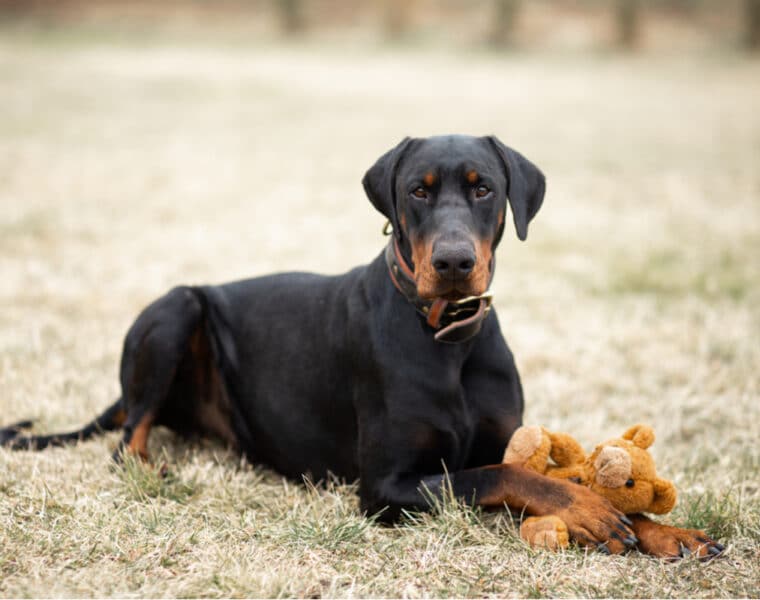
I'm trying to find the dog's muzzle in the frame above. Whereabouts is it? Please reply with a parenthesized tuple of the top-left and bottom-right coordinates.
(385, 238, 493, 343)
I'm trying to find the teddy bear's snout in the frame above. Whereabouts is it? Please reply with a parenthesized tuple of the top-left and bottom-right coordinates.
(594, 446, 632, 488)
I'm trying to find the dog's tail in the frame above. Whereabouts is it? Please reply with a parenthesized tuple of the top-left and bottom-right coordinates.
(0, 398, 125, 451)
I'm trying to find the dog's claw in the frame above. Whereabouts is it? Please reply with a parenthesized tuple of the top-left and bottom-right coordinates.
(611, 531, 635, 549)
(620, 515, 633, 526)
(597, 543, 611, 555)
(612, 522, 638, 547)
(708, 545, 723, 556)
(679, 544, 691, 558)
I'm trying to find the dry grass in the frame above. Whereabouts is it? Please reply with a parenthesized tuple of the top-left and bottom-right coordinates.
(1, 25, 759, 598)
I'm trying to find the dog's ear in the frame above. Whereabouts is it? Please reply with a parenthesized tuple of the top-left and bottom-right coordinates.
(362, 137, 412, 236)
(487, 136, 546, 241)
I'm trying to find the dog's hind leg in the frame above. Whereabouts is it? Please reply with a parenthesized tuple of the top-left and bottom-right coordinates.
(114, 286, 205, 462)
(2, 286, 202, 459)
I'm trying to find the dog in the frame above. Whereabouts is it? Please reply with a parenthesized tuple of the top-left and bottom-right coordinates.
(1, 135, 722, 558)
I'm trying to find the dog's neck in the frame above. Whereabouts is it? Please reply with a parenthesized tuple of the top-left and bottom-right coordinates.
(384, 237, 493, 344)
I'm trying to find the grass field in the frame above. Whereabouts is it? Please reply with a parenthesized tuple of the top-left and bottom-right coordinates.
(1, 24, 759, 597)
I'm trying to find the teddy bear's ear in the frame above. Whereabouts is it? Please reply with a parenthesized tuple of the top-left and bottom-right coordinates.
(593, 446, 632, 488)
(622, 424, 655, 449)
(649, 478, 677, 514)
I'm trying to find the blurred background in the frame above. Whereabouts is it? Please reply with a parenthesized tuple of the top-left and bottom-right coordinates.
(1, 0, 760, 50)
(0, 0, 758, 426)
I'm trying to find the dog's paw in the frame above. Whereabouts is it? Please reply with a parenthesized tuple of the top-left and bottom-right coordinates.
(553, 480, 638, 554)
(629, 514, 725, 560)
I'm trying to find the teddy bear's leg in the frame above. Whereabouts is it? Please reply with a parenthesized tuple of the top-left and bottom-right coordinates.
(627, 514, 724, 560)
(520, 516, 570, 551)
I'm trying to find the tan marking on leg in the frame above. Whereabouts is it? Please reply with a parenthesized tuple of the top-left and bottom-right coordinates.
(190, 327, 237, 448)
(127, 414, 154, 461)
(112, 409, 127, 428)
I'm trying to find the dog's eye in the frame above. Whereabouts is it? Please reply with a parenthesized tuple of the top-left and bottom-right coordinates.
(411, 187, 428, 200)
(625, 479, 635, 488)
(475, 185, 490, 198)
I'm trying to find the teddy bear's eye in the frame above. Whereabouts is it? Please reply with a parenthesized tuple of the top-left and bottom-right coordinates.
(625, 479, 635, 488)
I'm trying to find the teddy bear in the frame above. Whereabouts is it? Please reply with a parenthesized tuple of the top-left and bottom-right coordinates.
(502, 424, 677, 551)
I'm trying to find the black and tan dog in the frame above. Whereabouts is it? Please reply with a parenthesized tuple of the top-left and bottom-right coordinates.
(1, 135, 722, 558)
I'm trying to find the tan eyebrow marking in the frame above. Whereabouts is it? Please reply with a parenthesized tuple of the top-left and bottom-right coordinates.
(423, 172, 436, 187)
(466, 170, 479, 184)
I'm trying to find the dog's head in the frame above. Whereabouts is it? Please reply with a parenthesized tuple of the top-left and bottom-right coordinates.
(363, 135, 545, 300)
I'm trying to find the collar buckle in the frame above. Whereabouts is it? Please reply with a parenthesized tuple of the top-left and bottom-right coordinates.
(449, 291, 493, 315)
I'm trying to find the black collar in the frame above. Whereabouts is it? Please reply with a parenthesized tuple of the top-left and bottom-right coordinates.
(385, 238, 493, 344)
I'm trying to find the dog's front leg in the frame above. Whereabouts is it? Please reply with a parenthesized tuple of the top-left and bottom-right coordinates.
(627, 513, 724, 560)
(366, 463, 638, 554)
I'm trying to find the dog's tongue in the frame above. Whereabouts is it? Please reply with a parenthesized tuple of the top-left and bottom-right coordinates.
(426, 298, 449, 329)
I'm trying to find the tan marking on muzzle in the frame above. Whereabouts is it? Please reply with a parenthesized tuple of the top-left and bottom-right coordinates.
(410, 235, 494, 299)
(469, 238, 493, 295)
(410, 236, 439, 299)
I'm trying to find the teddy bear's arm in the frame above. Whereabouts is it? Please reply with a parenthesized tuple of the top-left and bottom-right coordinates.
(545, 465, 588, 482)
(647, 478, 677, 514)
(547, 432, 587, 468)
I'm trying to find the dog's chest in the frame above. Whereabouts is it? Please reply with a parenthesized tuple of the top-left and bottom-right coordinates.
(406, 394, 480, 473)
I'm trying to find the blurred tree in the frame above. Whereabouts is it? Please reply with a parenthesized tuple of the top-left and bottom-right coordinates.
(615, 0, 641, 48)
(0, 0, 34, 16)
(277, 0, 305, 34)
(384, 0, 414, 39)
(490, 0, 522, 47)
(748, 0, 760, 49)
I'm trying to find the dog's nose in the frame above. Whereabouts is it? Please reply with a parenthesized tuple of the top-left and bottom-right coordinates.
(431, 242, 476, 280)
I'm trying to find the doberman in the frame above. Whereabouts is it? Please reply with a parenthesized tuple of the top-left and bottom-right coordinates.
(1, 135, 722, 559)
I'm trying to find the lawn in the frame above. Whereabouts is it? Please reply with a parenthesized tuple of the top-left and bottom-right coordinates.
(0, 24, 759, 597)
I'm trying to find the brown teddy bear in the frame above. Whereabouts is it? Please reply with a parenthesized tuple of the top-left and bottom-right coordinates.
(502, 424, 677, 551)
